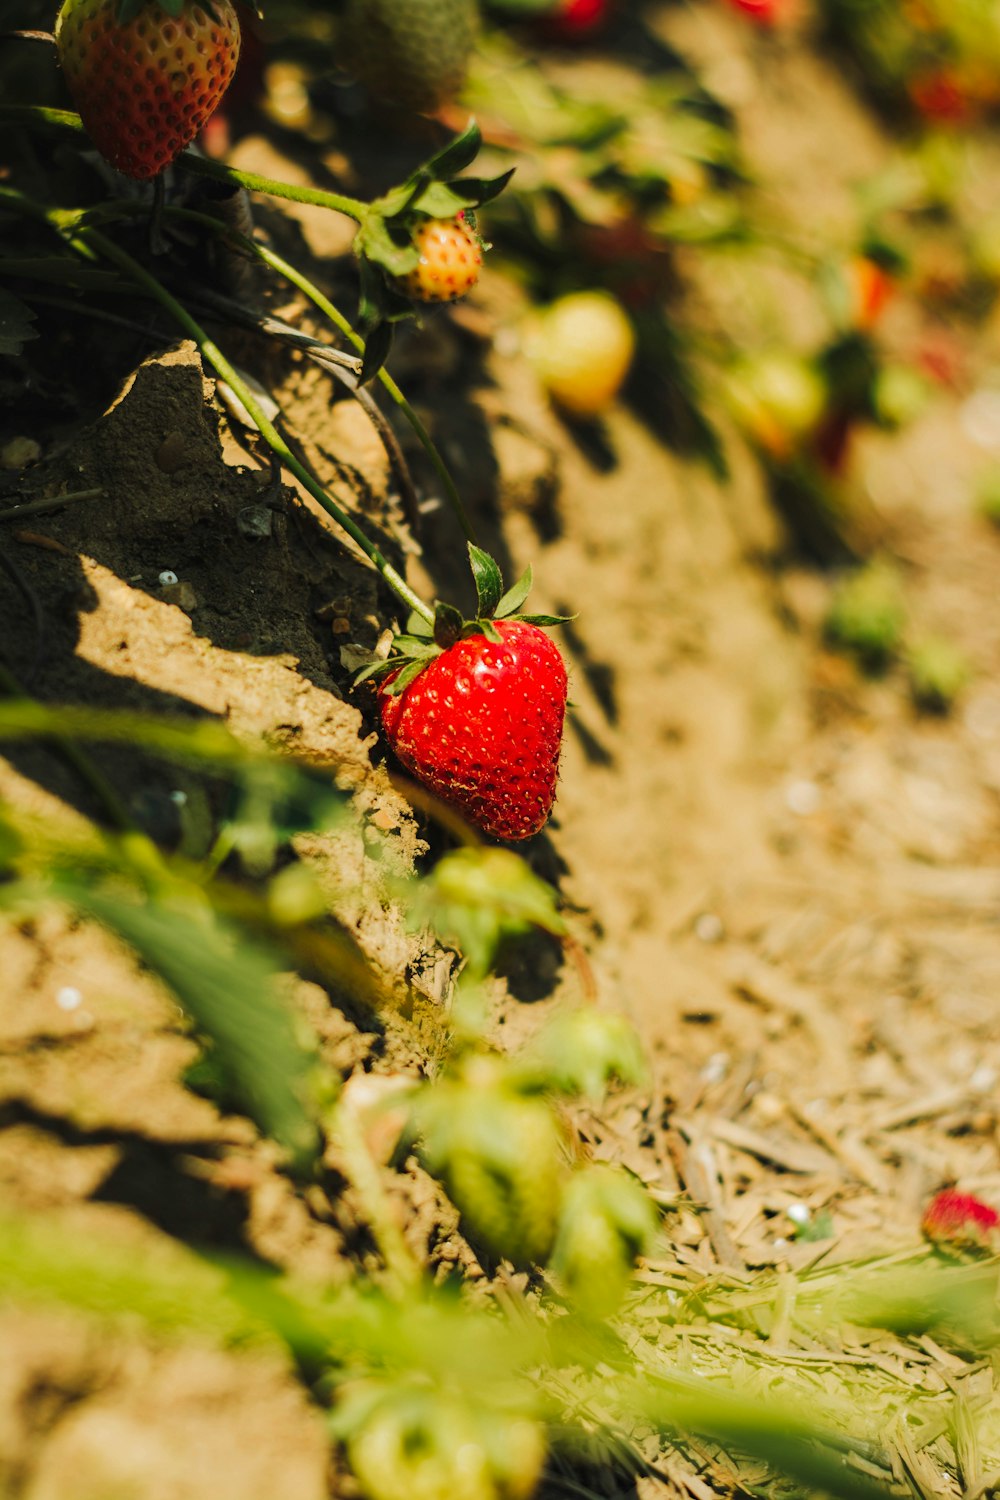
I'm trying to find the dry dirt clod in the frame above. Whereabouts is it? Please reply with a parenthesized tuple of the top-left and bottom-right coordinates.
(159, 581, 199, 612)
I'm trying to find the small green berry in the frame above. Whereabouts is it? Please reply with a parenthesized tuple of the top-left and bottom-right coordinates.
(975, 467, 1000, 527)
(908, 636, 970, 714)
(825, 560, 906, 673)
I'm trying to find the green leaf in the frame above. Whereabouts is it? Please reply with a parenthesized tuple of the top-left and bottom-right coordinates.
(389, 636, 439, 658)
(514, 612, 574, 627)
(373, 181, 424, 220)
(518, 1012, 647, 1101)
(433, 602, 464, 649)
(66, 885, 320, 1171)
(423, 120, 483, 182)
(446, 169, 516, 207)
(356, 216, 420, 279)
(0, 289, 38, 358)
(406, 611, 435, 638)
(494, 567, 532, 619)
(468, 544, 504, 619)
(382, 658, 428, 697)
(466, 619, 503, 644)
(354, 659, 400, 685)
(412, 182, 474, 221)
(361, 321, 394, 384)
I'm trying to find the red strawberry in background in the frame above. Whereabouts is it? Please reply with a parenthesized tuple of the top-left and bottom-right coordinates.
(541, 0, 613, 41)
(360, 547, 569, 841)
(55, 0, 241, 180)
(921, 1189, 1000, 1252)
(724, 0, 778, 24)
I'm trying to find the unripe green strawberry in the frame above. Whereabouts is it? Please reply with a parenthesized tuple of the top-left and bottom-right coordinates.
(340, 0, 478, 113)
(725, 352, 827, 462)
(348, 1388, 545, 1500)
(524, 291, 635, 419)
(416, 1057, 567, 1268)
(400, 216, 484, 304)
(55, 0, 241, 180)
(825, 559, 905, 673)
(550, 1164, 657, 1319)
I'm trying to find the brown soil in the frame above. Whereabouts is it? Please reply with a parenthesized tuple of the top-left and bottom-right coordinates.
(2, 2, 1000, 1495)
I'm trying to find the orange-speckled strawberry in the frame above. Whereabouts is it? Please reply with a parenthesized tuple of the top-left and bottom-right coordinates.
(401, 216, 483, 303)
(55, 0, 241, 180)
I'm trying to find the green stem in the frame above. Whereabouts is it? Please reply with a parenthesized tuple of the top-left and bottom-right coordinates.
(258, 243, 479, 546)
(162, 204, 478, 545)
(331, 1100, 421, 1296)
(0, 662, 131, 831)
(0, 105, 369, 221)
(180, 155, 368, 222)
(36, 209, 433, 625)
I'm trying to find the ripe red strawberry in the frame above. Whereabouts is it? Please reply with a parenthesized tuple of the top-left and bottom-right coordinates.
(724, 0, 778, 22)
(921, 1189, 1000, 1252)
(55, 0, 241, 180)
(400, 216, 484, 304)
(541, 0, 613, 40)
(378, 619, 567, 841)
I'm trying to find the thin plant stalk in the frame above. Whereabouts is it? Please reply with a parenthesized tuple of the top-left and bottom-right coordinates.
(163, 204, 478, 545)
(254, 242, 478, 545)
(0, 662, 131, 829)
(0, 117, 478, 540)
(0, 106, 369, 221)
(59, 217, 434, 626)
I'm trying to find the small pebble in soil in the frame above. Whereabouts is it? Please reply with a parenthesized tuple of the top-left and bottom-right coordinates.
(784, 778, 822, 816)
(56, 986, 83, 1011)
(161, 581, 199, 612)
(694, 911, 724, 943)
(700, 1051, 729, 1084)
(236, 504, 273, 540)
(159, 570, 179, 586)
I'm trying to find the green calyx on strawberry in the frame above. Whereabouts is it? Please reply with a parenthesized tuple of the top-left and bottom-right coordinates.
(55, 0, 243, 181)
(357, 543, 571, 842)
(353, 121, 513, 380)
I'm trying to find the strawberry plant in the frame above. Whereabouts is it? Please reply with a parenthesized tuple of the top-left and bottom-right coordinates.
(818, 0, 1000, 123)
(55, 0, 242, 179)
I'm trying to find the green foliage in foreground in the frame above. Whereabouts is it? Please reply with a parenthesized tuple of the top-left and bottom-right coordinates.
(0, 701, 998, 1500)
